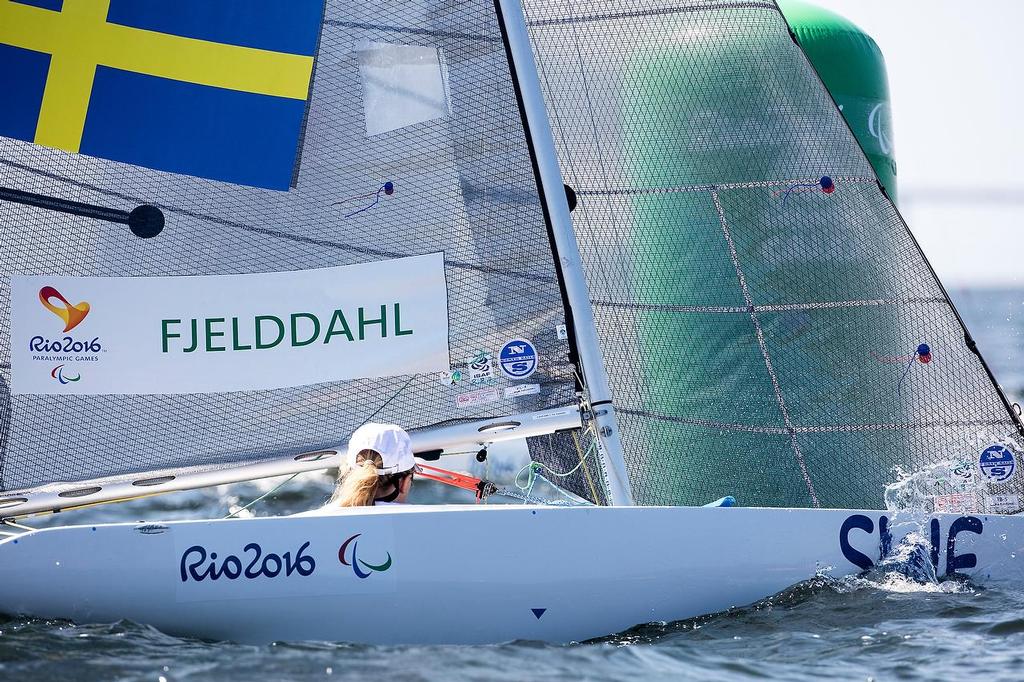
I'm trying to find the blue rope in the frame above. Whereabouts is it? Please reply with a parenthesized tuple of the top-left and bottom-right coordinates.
(781, 182, 821, 208)
(896, 352, 919, 395)
(338, 181, 395, 219)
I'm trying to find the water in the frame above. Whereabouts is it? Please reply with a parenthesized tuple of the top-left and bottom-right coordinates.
(3, 287, 1024, 681)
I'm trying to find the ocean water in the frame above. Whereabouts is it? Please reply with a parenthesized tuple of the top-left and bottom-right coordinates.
(2, 287, 1024, 681)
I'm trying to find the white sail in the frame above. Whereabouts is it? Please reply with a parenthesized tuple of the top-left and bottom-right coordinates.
(0, 0, 623, 507)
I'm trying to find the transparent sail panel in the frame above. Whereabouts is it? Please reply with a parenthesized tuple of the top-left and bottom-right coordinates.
(523, 0, 1024, 509)
(0, 1, 577, 491)
(527, 429, 609, 505)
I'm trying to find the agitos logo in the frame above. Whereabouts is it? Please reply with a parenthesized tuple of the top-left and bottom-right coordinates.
(39, 286, 90, 332)
(50, 364, 81, 385)
(338, 533, 393, 579)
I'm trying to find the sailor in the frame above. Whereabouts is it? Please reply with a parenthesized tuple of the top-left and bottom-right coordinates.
(326, 423, 416, 507)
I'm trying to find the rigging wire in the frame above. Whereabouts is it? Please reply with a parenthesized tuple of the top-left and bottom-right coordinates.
(572, 428, 601, 503)
(491, 483, 591, 506)
(0, 519, 37, 534)
(507, 435, 599, 506)
(2, 520, 36, 531)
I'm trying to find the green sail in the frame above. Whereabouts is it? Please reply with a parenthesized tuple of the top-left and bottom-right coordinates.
(619, 6, 905, 507)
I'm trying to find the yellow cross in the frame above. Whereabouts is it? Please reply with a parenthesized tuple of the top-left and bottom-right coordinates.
(0, 0, 315, 153)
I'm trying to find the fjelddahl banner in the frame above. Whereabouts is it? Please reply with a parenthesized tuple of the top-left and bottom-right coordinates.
(10, 253, 449, 395)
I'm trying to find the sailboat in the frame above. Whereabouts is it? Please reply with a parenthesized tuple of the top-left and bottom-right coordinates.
(1, 0, 1023, 645)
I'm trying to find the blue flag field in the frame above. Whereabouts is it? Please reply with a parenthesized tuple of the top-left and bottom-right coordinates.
(0, 0, 323, 190)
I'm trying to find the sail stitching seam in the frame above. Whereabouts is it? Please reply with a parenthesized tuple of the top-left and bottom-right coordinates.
(618, 408, 1011, 435)
(576, 176, 876, 197)
(711, 188, 820, 507)
(592, 297, 949, 313)
(0, 160, 554, 284)
(526, 1, 780, 28)
(323, 19, 498, 42)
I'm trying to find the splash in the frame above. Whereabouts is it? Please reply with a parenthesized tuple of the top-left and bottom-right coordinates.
(883, 459, 979, 516)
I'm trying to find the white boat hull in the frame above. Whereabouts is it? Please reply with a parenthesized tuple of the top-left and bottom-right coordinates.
(0, 505, 1020, 644)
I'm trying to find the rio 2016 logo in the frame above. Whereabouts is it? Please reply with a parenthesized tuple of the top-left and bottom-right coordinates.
(338, 533, 393, 579)
(39, 286, 90, 332)
(30, 287, 103, 379)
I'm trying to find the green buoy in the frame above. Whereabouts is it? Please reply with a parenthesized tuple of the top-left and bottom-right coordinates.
(779, 0, 897, 202)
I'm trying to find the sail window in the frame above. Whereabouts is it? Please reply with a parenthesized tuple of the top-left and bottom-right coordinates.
(294, 450, 336, 462)
(132, 476, 176, 487)
(357, 43, 450, 136)
(56, 486, 102, 498)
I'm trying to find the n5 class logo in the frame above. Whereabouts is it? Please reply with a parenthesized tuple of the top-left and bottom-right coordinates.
(498, 338, 537, 380)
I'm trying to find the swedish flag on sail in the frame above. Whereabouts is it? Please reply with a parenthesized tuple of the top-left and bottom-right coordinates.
(0, 0, 322, 190)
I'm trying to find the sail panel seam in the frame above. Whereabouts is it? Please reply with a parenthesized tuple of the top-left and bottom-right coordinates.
(322, 20, 498, 42)
(592, 297, 949, 314)
(576, 176, 876, 197)
(526, 1, 780, 28)
(711, 188, 820, 507)
(0, 160, 554, 284)
(619, 408, 1012, 434)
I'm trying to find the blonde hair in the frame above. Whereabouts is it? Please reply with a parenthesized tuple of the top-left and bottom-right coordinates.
(329, 449, 410, 507)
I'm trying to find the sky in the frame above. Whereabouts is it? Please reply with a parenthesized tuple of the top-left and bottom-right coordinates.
(815, 0, 1024, 286)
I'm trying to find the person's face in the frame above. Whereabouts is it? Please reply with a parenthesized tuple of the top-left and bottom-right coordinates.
(396, 472, 413, 502)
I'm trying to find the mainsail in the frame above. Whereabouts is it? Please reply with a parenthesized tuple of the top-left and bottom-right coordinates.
(0, 0, 618, 509)
(522, 0, 1024, 509)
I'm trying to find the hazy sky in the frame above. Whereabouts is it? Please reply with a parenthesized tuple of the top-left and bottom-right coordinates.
(816, 0, 1024, 286)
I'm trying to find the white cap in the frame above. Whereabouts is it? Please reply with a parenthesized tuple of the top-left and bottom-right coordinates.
(345, 423, 414, 475)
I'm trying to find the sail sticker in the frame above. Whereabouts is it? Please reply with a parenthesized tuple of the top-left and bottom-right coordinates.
(180, 541, 316, 583)
(9, 253, 449, 395)
(498, 339, 538, 380)
(440, 369, 464, 388)
(466, 350, 496, 385)
(986, 494, 1020, 513)
(979, 445, 1017, 483)
(933, 493, 977, 514)
(504, 384, 540, 399)
(0, 0, 322, 190)
(455, 387, 500, 409)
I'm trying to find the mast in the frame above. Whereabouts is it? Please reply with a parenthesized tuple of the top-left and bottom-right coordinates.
(494, 0, 634, 506)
